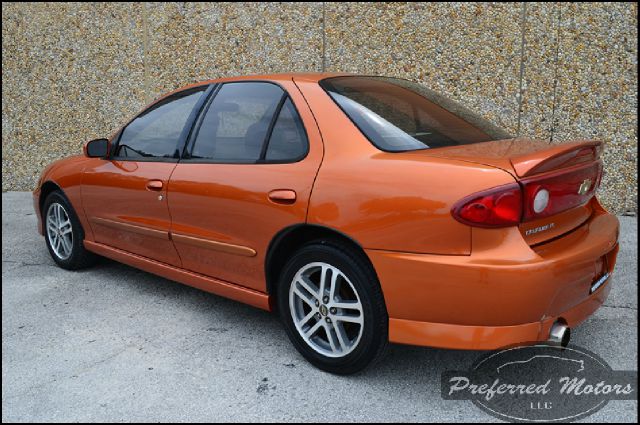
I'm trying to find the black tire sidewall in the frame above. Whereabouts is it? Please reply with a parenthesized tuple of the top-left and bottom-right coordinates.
(277, 242, 387, 374)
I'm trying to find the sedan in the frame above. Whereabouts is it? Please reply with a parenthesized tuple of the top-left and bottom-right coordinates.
(34, 73, 619, 374)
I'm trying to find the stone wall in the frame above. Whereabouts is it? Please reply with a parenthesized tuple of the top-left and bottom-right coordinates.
(2, 2, 637, 212)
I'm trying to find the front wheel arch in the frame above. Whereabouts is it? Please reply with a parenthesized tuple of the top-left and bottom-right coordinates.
(39, 180, 64, 216)
(42, 189, 98, 270)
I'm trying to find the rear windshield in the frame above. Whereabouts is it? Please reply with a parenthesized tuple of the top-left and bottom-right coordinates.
(319, 76, 512, 152)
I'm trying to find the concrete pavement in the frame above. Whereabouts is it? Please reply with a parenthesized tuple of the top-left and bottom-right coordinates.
(2, 191, 637, 422)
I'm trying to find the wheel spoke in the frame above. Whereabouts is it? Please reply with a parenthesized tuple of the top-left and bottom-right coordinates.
(333, 322, 349, 353)
(58, 219, 70, 230)
(336, 317, 363, 326)
(334, 313, 363, 325)
(332, 300, 362, 312)
(303, 320, 323, 338)
(60, 235, 72, 254)
(293, 287, 316, 308)
(296, 276, 319, 300)
(325, 323, 340, 353)
(328, 271, 339, 303)
(299, 310, 316, 328)
(318, 264, 329, 300)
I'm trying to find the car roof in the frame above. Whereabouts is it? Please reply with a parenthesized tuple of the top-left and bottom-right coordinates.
(205, 72, 350, 84)
(166, 72, 352, 95)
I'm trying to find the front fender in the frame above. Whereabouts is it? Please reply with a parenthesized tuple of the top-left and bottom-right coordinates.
(33, 155, 94, 240)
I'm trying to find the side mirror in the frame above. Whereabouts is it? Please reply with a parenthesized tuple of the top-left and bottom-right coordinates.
(84, 138, 110, 158)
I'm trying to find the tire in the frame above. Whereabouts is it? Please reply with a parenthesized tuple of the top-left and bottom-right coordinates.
(42, 190, 98, 270)
(277, 240, 388, 374)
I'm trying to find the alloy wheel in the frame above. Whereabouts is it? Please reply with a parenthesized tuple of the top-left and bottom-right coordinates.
(46, 202, 73, 260)
(289, 261, 364, 358)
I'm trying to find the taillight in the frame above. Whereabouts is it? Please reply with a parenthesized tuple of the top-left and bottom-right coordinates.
(452, 161, 603, 228)
(451, 183, 522, 228)
(532, 187, 550, 213)
(521, 161, 602, 221)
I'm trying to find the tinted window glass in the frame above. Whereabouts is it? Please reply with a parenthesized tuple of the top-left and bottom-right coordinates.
(115, 87, 206, 159)
(265, 98, 307, 161)
(190, 82, 284, 161)
(319, 77, 512, 152)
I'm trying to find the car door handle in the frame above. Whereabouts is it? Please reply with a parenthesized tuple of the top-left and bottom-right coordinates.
(268, 189, 296, 204)
(146, 180, 164, 191)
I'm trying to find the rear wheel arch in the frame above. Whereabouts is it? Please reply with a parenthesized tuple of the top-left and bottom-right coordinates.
(265, 224, 380, 309)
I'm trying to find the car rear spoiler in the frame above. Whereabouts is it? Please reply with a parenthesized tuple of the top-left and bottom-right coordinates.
(509, 140, 603, 177)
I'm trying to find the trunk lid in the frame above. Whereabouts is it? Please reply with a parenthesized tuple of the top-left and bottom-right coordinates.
(419, 138, 604, 245)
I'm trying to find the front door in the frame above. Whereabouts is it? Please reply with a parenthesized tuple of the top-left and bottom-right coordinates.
(82, 85, 210, 266)
(167, 80, 323, 291)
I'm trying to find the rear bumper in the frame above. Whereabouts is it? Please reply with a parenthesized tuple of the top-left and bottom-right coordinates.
(387, 275, 613, 350)
(367, 209, 619, 350)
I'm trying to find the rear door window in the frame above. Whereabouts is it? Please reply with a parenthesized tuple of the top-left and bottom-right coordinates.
(265, 98, 308, 161)
(189, 82, 285, 162)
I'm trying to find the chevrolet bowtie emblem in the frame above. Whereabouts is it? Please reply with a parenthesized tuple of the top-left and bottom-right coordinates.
(578, 179, 592, 195)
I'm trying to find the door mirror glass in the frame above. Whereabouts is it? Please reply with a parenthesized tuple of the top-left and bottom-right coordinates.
(84, 138, 110, 158)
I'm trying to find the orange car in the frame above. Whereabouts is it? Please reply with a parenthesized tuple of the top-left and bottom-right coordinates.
(34, 73, 619, 374)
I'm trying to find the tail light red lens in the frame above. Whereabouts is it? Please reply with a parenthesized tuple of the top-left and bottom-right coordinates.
(452, 160, 603, 228)
(451, 161, 602, 227)
(452, 183, 522, 228)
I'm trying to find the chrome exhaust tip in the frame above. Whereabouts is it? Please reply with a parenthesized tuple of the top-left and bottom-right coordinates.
(548, 321, 571, 347)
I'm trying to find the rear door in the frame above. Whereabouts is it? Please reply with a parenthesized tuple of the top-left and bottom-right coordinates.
(82, 85, 210, 266)
(167, 80, 323, 292)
